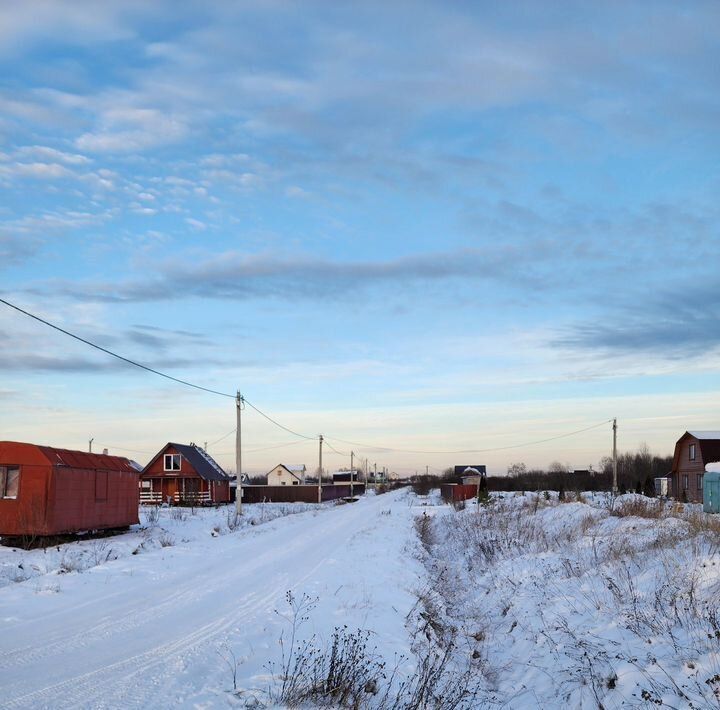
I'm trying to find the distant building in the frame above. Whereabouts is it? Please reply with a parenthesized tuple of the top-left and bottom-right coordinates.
(670, 431, 720, 503)
(454, 465, 486, 479)
(141, 442, 231, 505)
(267, 464, 306, 486)
(332, 470, 361, 484)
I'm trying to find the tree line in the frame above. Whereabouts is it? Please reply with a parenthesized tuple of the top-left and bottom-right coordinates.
(409, 444, 673, 496)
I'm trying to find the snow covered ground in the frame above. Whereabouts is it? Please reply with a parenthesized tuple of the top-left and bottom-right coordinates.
(0, 490, 428, 708)
(418, 491, 720, 708)
(3, 489, 720, 708)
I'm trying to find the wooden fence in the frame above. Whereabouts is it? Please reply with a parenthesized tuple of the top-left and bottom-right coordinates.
(241, 484, 366, 504)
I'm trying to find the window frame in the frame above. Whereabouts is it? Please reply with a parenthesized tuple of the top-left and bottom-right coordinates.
(163, 454, 181, 472)
(689, 443, 696, 461)
(0, 465, 20, 499)
(697, 473, 704, 491)
(682, 474, 689, 490)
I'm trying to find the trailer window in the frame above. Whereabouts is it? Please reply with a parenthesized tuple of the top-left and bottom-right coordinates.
(164, 454, 181, 471)
(0, 466, 20, 499)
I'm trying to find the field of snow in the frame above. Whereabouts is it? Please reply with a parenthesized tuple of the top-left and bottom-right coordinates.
(418, 491, 720, 708)
(3, 489, 720, 708)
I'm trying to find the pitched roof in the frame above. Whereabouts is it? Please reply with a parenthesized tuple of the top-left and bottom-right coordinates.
(268, 463, 305, 480)
(143, 443, 230, 481)
(35, 445, 138, 473)
(673, 431, 720, 472)
(689, 431, 720, 440)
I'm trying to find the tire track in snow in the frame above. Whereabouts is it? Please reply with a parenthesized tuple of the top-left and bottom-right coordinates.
(0, 494, 405, 709)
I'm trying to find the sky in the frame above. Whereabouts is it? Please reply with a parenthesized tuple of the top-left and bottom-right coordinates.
(1, 1, 719, 476)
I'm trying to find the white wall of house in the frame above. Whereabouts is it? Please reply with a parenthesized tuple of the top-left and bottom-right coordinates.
(267, 465, 303, 486)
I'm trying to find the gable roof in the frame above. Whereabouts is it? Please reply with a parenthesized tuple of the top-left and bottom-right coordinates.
(268, 463, 305, 480)
(143, 443, 230, 481)
(673, 431, 720, 473)
(24, 444, 137, 473)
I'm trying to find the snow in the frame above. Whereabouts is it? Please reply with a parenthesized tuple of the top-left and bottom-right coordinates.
(0, 491, 426, 708)
(689, 430, 720, 440)
(706, 461, 720, 473)
(3, 489, 720, 708)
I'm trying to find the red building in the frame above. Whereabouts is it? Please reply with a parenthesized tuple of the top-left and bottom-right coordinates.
(670, 431, 720, 503)
(140, 443, 231, 505)
(0, 441, 141, 537)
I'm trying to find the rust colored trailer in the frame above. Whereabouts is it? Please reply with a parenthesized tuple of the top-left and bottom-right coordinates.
(0, 441, 140, 537)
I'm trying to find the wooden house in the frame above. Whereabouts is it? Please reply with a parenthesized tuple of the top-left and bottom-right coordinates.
(670, 431, 720, 503)
(266, 464, 306, 486)
(0, 441, 140, 538)
(140, 443, 231, 505)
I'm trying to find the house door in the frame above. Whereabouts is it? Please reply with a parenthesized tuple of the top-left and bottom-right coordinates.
(183, 478, 200, 503)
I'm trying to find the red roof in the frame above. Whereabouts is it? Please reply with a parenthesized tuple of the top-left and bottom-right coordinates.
(1, 442, 138, 473)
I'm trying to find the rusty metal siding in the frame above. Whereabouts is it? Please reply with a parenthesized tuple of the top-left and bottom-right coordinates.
(0, 441, 139, 537)
(440, 483, 477, 502)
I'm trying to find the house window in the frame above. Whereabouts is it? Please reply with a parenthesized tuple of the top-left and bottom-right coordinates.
(697, 474, 704, 491)
(689, 444, 696, 461)
(292, 480, 299, 485)
(164, 454, 181, 471)
(682, 474, 689, 490)
(281, 481, 286, 485)
(0, 466, 20, 499)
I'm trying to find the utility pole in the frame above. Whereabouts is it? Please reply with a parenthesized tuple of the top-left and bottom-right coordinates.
(235, 391, 243, 514)
(350, 450, 354, 498)
(88, 438, 93, 453)
(318, 435, 324, 504)
(374, 462, 377, 490)
(426, 465, 429, 476)
(612, 418, 618, 495)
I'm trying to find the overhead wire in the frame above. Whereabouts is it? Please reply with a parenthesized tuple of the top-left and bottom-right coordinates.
(1, 296, 613, 460)
(0, 296, 317, 441)
(323, 419, 612, 455)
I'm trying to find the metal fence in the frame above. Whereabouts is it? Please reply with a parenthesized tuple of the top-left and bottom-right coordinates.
(241, 484, 366, 504)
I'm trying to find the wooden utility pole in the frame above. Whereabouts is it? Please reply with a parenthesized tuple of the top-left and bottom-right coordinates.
(350, 450, 354, 498)
(235, 391, 243, 514)
(318, 435, 324, 504)
(88, 438, 93, 453)
(612, 418, 618, 495)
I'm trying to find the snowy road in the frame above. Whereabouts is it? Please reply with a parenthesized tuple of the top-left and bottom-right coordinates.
(0, 489, 422, 709)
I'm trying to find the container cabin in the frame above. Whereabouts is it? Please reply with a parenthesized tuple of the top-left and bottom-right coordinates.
(0, 441, 140, 538)
(140, 443, 231, 505)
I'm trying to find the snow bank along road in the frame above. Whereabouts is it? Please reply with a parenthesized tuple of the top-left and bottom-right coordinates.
(0, 489, 422, 708)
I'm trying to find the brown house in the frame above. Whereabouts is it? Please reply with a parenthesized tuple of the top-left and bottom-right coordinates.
(670, 431, 720, 503)
(0, 441, 140, 538)
(140, 443, 231, 505)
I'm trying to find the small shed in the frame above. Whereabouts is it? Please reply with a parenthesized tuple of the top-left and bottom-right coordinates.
(0, 441, 140, 537)
(141, 443, 231, 505)
(703, 463, 720, 513)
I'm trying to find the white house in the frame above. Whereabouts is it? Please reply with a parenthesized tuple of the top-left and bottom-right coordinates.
(267, 464, 306, 486)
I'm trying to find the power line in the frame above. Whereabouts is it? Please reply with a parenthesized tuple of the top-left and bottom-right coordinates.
(323, 439, 349, 457)
(0, 296, 235, 399)
(0, 296, 317, 441)
(208, 427, 237, 447)
(323, 419, 612, 455)
(243, 398, 317, 441)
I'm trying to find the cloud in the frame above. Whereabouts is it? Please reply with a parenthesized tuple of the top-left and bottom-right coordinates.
(554, 283, 720, 357)
(36, 246, 534, 303)
(76, 108, 189, 153)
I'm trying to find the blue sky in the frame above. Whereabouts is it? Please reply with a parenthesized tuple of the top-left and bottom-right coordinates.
(1, 1, 718, 475)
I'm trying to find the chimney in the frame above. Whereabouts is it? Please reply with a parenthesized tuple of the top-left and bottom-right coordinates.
(102, 448, 109, 456)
